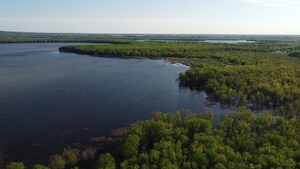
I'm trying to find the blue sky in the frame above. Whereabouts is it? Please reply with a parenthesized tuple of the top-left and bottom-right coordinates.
(0, 0, 300, 34)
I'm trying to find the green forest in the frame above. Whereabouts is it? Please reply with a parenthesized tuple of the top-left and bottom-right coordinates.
(59, 41, 300, 118)
(4, 37, 300, 168)
(6, 110, 300, 169)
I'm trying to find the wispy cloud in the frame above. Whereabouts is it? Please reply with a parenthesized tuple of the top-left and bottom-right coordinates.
(239, 0, 300, 14)
(241, 0, 300, 6)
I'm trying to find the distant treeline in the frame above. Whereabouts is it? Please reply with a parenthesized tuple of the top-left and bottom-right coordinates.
(2, 31, 300, 43)
(6, 110, 300, 169)
(0, 37, 130, 44)
(0, 31, 135, 44)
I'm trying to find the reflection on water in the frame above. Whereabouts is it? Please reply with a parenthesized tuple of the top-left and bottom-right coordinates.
(0, 43, 233, 166)
(0, 148, 4, 169)
(204, 40, 255, 44)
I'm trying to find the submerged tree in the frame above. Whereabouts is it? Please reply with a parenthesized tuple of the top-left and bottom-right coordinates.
(48, 155, 65, 169)
(6, 162, 25, 169)
(32, 164, 49, 169)
(97, 153, 116, 169)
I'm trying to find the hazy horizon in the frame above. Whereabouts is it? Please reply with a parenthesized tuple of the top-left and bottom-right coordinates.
(2, 30, 300, 36)
(1, 0, 300, 34)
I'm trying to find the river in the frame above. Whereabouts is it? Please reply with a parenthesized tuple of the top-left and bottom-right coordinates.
(0, 43, 232, 166)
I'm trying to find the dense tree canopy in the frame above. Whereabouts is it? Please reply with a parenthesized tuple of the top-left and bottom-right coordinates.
(116, 110, 300, 169)
(8, 110, 300, 169)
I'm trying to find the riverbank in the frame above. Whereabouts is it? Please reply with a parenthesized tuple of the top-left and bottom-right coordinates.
(59, 41, 300, 118)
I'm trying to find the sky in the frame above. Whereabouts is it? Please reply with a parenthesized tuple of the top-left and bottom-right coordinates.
(0, 0, 300, 34)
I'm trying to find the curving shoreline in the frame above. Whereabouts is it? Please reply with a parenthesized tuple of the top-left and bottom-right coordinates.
(59, 42, 300, 118)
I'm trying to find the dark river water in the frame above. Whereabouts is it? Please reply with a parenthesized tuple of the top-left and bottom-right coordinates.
(0, 43, 232, 166)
